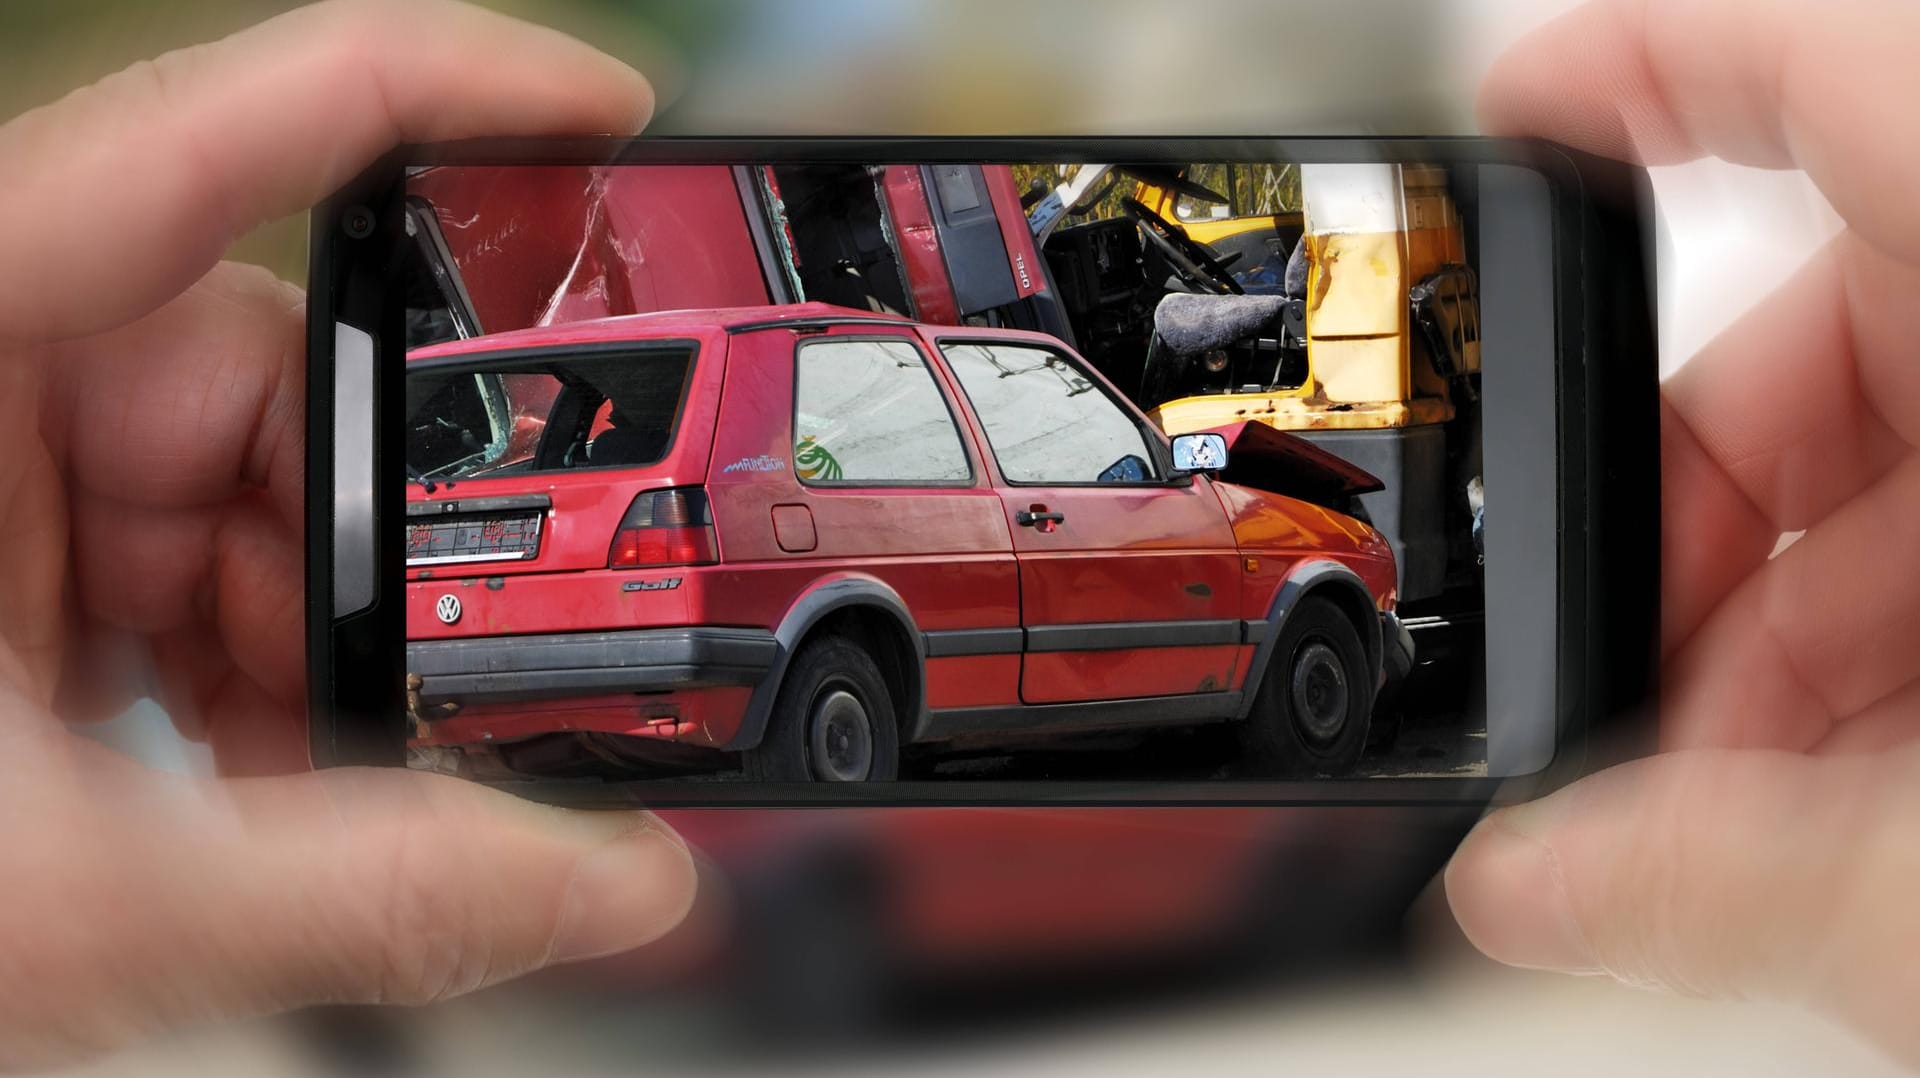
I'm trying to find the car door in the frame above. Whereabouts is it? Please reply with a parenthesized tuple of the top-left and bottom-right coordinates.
(933, 337, 1243, 705)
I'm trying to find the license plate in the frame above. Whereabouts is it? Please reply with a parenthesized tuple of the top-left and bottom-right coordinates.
(407, 513, 542, 566)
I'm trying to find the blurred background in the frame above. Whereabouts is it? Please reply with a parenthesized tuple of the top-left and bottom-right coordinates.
(0, 1, 1866, 1075)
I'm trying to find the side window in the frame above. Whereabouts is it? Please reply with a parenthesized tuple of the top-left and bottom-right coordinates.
(1175, 164, 1237, 222)
(405, 371, 509, 478)
(793, 339, 971, 484)
(939, 342, 1161, 485)
(1174, 163, 1300, 221)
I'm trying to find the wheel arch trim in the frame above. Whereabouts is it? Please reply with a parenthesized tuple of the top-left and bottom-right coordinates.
(1236, 559, 1384, 721)
(722, 575, 926, 752)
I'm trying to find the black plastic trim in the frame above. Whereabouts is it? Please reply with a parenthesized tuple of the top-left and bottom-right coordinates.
(409, 627, 776, 704)
(405, 494, 552, 518)
(918, 692, 1243, 743)
(723, 577, 927, 752)
(728, 315, 915, 335)
(1381, 611, 1416, 691)
(1026, 619, 1241, 653)
(922, 627, 1024, 658)
(1235, 560, 1384, 720)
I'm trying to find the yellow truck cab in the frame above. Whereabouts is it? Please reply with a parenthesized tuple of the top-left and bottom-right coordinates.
(1130, 164, 1483, 608)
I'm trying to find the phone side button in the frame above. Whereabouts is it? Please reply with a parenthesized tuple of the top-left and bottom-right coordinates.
(333, 322, 376, 619)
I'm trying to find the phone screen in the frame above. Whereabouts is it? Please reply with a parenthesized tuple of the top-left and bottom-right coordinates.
(370, 150, 1575, 795)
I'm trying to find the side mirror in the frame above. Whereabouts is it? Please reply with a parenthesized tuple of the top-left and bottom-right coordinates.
(1171, 432, 1229, 474)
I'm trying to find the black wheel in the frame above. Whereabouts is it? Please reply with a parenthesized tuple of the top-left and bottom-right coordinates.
(1240, 596, 1374, 776)
(745, 635, 900, 782)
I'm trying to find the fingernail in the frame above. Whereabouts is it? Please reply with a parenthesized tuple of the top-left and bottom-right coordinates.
(550, 821, 698, 963)
(1446, 804, 1598, 973)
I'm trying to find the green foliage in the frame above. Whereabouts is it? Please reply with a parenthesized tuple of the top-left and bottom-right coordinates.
(1010, 162, 1302, 226)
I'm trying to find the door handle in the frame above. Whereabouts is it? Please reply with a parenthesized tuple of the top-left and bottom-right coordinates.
(1015, 505, 1066, 531)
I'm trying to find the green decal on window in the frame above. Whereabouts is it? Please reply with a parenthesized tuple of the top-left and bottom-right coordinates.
(795, 436, 843, 482)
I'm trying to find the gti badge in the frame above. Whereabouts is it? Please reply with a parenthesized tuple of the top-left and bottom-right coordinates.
(435, 593, 463, 624)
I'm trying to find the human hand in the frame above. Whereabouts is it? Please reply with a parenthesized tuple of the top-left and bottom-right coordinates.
(0, 2, 694, 1067)
(1446, 0, 1920, 1065)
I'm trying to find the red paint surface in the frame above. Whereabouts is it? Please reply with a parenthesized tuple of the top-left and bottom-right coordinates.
(878, 165, 961, 324)
(409, 165, 770, 334)
(982, 165, 1048, 300)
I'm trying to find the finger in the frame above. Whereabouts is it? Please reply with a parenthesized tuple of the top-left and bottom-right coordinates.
(1657, 235, 1914, 654)
(147, 623, 305, 772)
(0, 0, 653, 343)
(2, 754, 697, 1068)
(47, 261, 306, 519)
(1665, 452, 1920, 752)
(1446, 746, 1920, 1068)
(51, 264, 307, 724)
(68, 485, 302, 711)
(1816, 675, 1920, 756)
(201, 668, 311, 778)
(1479, 0, 1920, 263)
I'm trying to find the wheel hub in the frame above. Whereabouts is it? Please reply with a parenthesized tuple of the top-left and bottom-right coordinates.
(1290, 640, 1350, 745)
(807, 687, 874, 781)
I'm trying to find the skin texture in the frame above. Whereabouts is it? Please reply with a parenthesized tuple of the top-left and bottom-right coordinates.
(1445, 0, 1920, 1067)
(0, 1, 694, 1068)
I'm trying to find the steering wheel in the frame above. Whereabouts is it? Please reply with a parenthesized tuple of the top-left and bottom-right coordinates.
(1121, 197, 1244, 295)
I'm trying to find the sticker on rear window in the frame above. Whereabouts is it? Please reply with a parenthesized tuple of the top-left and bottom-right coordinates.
(794, 436, 843, 482)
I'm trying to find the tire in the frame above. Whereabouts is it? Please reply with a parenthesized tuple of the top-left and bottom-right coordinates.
(744, 634, 900, 782)
(1240, 595, 1374, 777)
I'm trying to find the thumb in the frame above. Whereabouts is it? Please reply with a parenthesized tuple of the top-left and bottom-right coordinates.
(216, 768, 699, 1004)
(7, 758, 697, 1066)
(1444, 746, 1920, 1065)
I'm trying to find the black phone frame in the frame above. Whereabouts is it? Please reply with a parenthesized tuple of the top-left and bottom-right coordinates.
(307, 137, 1658, 808)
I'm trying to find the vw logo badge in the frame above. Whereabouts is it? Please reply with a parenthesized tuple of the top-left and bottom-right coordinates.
(435, 594, 462, 625)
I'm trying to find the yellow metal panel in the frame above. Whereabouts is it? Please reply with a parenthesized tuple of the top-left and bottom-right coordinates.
(1182, 211, 1301, 247)
(1304, 230, 1406, 338)
(1311, 336, 1408, 403)
(1150, 393, 1453, 434)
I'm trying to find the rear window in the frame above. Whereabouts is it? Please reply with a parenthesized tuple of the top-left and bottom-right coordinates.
(405, 345, 696, 482)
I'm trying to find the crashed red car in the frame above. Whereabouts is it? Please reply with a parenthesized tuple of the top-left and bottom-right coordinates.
(404, 303, 1410, 779)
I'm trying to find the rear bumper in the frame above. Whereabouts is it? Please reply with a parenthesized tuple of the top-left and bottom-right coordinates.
(409, 627, 777, 705)
(1379, 611, 1416, 694)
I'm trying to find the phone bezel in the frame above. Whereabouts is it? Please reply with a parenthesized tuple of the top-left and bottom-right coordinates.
(307, 137, 1657, 807)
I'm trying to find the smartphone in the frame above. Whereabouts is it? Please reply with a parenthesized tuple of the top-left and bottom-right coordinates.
(308, 138, 1657, 805)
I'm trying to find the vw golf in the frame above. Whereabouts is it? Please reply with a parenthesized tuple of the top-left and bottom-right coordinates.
(404, 303, 1411, 781)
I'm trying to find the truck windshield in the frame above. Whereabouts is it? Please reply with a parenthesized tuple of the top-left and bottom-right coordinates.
(405, 346, 696, 482)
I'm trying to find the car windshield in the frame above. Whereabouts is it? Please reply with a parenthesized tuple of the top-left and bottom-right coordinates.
(405, 345, 696, 482)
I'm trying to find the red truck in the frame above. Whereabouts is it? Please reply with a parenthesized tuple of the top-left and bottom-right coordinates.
(404, 163, 1066, 350)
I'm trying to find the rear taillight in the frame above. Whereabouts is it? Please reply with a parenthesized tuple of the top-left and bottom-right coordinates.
(609, 488, 718, 568)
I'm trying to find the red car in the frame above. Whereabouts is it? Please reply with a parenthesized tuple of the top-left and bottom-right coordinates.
(404, 303, 1410, 779)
